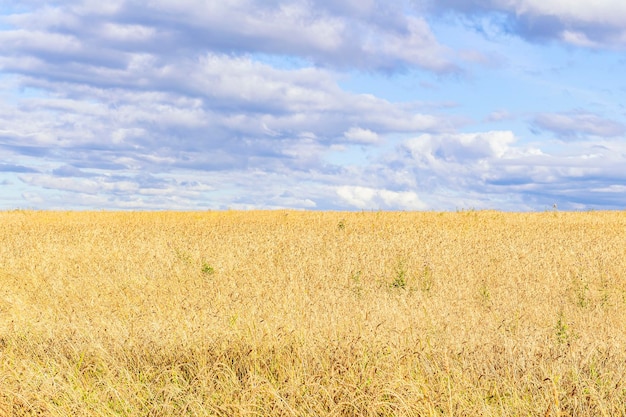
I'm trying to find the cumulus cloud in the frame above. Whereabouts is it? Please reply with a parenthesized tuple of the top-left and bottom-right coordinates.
(0, 1, 473, 211)
(336, 185, 427, 210)
(0, 53, 454, 175)
(1, 1, 625, 211)
(405, 131, 517, 164)
(388, 130, 626, 210)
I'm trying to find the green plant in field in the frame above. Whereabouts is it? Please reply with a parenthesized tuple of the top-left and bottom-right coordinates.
(576, 281, 590, 308)
(479, 283, 491, 305)
(554, 310, 575, 345)
(420, 264, 434, 292)
(337, 219, 346, 230)
(569, 272, 591, 308)
(391, 260, 408, 289)
(350, 270, 363, 296)
(173, 247, 193, 264)
(201, 262, 215, 275)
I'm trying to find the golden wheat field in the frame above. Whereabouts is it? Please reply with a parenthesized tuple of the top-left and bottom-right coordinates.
(1, 210, 625, 416)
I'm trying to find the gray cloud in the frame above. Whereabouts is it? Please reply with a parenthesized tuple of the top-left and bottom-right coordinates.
(1, 52, 458, 180)
(18, 171, 214, 208)
(425, 0, 626, 48)
(52, 165, 96, 177)
(0, 163, 39, 173)
(2, 1, 625, 211)
(532, 111, 625, 138)
(383, 130, 626, 210)
(11, 125, 626, 211)
(0, 0, 464, 214)
(1, 0, 459, 74)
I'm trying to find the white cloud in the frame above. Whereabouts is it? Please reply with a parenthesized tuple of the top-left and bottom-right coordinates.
(1, 1, 626, 211)
(362, 16, 458, 72)
(2, 0, 458, 73)
(99, 23, 157, 43)
(17, 172, 216, 209)
(0, 50, 457, 180)
(336, 185, 427, 210)
(405, 131, 517, 165)
(343, 127, 380, 144)
(560, 30, 600, 48)
(591, 185, 626, 193)
(389, 130, 626, 210)
(0, 30, 82, 54)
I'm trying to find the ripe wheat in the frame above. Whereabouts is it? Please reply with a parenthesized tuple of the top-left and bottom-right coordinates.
(1, 210, 625, 416)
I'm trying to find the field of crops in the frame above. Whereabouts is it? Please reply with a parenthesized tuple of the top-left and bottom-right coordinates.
(1, 210, 625, 416)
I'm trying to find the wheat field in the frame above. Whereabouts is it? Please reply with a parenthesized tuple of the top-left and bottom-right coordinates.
(1, 210, 625, 416)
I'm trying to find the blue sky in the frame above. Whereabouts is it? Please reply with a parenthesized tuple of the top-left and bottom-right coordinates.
(1, 0, 625, 211)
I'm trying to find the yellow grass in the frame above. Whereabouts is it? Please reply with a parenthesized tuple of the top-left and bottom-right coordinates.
(1, 210, 625, 416)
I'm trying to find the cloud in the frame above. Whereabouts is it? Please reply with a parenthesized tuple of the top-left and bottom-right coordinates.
(18, 171, 215, 209)
(532, 111, 625, 138)
(388, 130, 626, 210)
(0, 51, 457, 180)
(52, 165, 96, 177)
(0, 0, 459, 73)
(1, 1, 625, 211)
(405, 131, 517, 164)
(0, 0, 464, 211)
(0, 163, 39, 173)
(428, 0, 626, 48)
(485, 110, 513, 122)
(336, 185, 427, 210)
(343, 127, 380, 144)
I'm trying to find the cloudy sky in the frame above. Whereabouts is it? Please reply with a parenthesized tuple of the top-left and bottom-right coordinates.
(1, 0, 625, 211)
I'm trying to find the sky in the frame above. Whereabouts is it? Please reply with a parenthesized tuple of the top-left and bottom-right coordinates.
(1, 0, 625, 211)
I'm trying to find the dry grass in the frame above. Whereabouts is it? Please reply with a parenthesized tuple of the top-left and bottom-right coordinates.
(1, 210, 625, 416)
